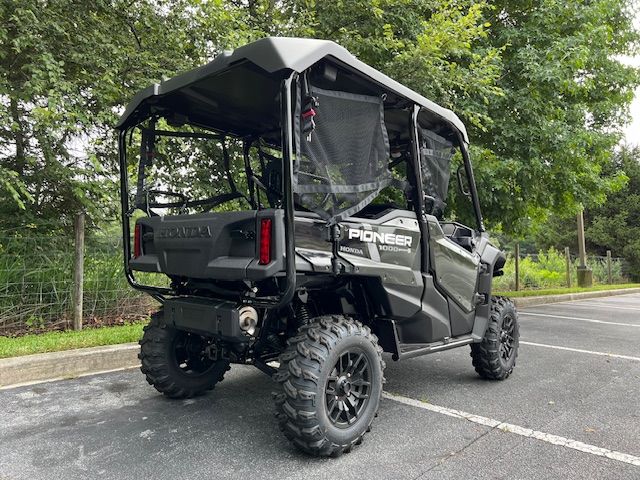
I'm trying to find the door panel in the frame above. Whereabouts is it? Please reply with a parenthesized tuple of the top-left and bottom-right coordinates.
(426, 216, 480, 312)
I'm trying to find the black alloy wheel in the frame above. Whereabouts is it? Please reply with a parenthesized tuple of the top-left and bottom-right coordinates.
(470, 296, 520, 380)
(325, 350, 372, 428)
(499, 312, 517, 363)
(273, 315, 385, 456)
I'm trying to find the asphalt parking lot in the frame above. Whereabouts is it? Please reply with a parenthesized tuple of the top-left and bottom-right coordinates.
(1, 294, 639, 480)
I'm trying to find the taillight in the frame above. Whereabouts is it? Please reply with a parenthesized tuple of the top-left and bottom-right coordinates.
(133, 224, 142, 258)
(259, 218, 272, 265)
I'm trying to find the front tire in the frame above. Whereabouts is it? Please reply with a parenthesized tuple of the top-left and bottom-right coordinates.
(470, 296, 519, 380)
(139, 311, 230, 399)
(273, 315, 385, 456)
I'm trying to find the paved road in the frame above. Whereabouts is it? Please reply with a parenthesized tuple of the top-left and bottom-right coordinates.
(1, 294, 640, 479)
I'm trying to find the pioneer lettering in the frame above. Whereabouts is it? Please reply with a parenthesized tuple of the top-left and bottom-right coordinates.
(347, 228, 412, 247)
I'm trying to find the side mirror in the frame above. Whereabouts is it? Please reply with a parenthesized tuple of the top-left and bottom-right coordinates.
(457, 165, 471, 198)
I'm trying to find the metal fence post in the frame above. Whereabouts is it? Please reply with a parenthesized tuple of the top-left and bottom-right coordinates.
(72, 212, 85, 331)
(515, 243, 520, 291)
(565, 247, 571, 288)
(607, 250, 612, 285)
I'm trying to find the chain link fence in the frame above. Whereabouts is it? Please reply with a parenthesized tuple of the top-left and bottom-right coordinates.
(492, 248, 629, 292)
(1, 221, 633, 334)
(0, 224, 161, 336)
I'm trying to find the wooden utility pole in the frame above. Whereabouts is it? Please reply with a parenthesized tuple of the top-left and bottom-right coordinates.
(564, 247, 571, 288)
(514, 243, 520, 292)
(607, 250, 612, 285)
(576, 209, 592, 287)
(72, 212, 85, 331)
(577, 210, 587, 268)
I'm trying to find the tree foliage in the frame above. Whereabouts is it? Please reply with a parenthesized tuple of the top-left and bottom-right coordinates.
(474, 0, 639, 233)
(0, 0, 248, 226)
(586, 147, 640, 278)
(0, 0, 638, 235)
(531, 147, 640, 278)
(292, 0, 504, 129)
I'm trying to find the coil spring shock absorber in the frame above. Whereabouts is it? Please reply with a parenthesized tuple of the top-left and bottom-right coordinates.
(294, 302, 311, 326)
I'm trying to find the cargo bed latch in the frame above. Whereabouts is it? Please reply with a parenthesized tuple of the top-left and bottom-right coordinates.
(474, 293, 488, 305)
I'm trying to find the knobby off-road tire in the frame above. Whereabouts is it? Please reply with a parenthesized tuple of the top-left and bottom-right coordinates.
(139, 311, 230, 399)
(470, 296, 519, 380)
(273, 315, 385, 457)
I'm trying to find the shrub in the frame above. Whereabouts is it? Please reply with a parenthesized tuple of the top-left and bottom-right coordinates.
(493, 247, 627, 291)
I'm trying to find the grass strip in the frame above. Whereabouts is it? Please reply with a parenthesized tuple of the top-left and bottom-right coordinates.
(496, 283, 640, 298)
(2, 283, 639, 358)
(0, 323, 145, 359)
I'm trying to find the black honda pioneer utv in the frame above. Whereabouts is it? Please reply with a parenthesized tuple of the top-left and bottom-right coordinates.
(116, 37, 518, 456)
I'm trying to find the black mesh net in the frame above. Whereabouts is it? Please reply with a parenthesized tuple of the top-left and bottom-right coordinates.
(419, 128, 455, 217)
(294, 85, 391, 222)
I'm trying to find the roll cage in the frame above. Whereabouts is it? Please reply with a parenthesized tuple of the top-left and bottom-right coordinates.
(116, 38, 484, 307)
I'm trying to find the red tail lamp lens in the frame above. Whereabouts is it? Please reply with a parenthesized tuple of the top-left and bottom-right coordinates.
(259, 218, 272, 265)
(133, 224, 142, 258)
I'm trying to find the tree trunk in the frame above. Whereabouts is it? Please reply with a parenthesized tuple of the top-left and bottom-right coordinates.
(9, 96, 27, 176)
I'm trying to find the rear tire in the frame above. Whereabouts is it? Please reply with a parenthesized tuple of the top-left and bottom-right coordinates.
(273, 315, 385, 456)
(139, 311, 230, 399)
(470, 296, 519, 380)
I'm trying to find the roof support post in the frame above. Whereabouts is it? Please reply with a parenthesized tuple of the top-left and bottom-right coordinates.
(410, 105, 431, 274)
(457, 136, 485, 232)
(276, 73, 298, 309)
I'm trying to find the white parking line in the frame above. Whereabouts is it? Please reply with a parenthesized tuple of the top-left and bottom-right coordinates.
(602, 298, 640, 305)
(382, 392, 640, 467)
(0, 365, 139, 391)
(520, 312, 639, 327)
(566, 302, 640, 312)
(587, 295, 640, 302)
(524, 295, 640, 308)
(520, 341, 640, 362)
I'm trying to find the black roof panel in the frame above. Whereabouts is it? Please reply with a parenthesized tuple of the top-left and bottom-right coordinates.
(116, 37, 468, 142)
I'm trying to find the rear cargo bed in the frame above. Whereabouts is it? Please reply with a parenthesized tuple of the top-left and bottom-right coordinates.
(130, 209, 285, 281)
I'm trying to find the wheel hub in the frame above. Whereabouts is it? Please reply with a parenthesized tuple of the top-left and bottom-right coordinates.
(325, 350, 372, 428)
(336, 375, 352, 396)
(172, 331, 216, 375)
(499, 314, 516, 362)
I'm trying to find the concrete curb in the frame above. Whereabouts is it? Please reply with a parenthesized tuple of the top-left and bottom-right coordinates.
(512, 287, 640, 308)
(0, 343, 139, 389)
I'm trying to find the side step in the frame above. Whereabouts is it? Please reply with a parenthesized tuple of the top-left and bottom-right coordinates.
(394, 335, 474, 361)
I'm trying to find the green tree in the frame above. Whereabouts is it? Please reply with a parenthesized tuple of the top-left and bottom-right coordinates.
(1, 0, 638, 238)
(0, 0, 251, 227)
(586, 146, 640, 279)
(530, 147, 640, 279)
(291, 0, 504, 130)
(474, 0, 639, 234)
(285, 0, 639, 234)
